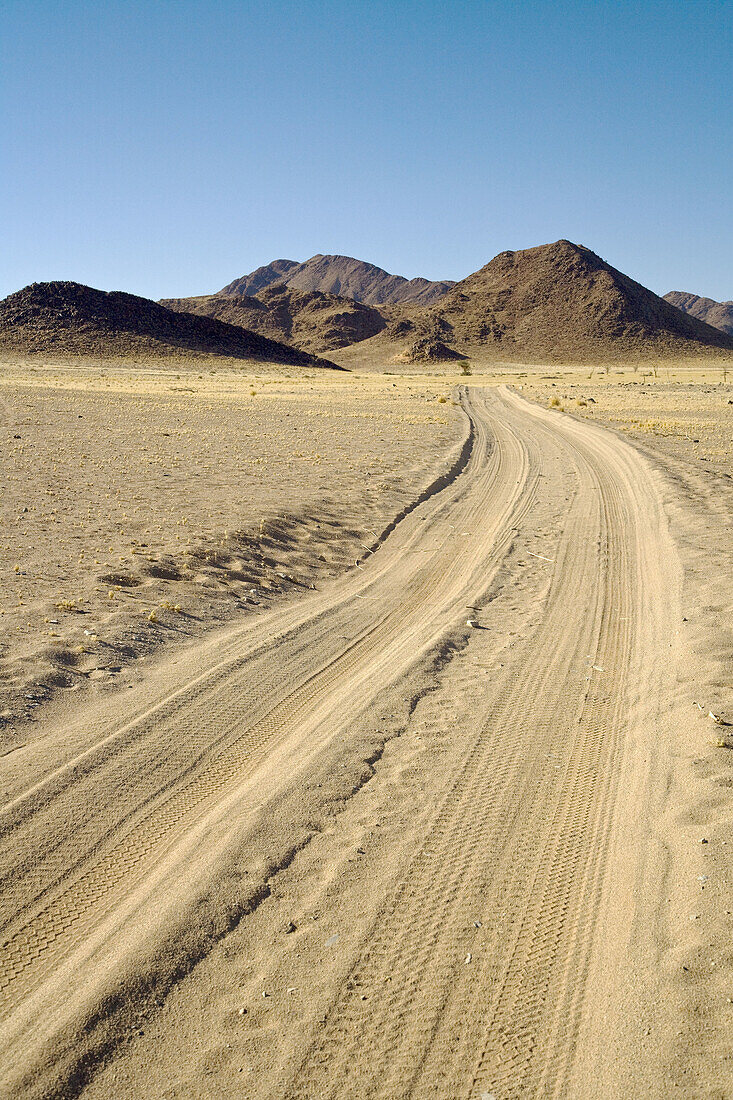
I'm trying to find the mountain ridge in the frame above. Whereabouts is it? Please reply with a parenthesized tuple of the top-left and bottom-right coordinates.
(220, 260, 299, 297)
(219, 254, 454, 306)
(161, 284, 387, 354)
(663, 291, 733, 336)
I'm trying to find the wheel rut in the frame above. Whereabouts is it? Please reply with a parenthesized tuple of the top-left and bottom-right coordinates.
(282, 393, 678, 1100)
(0, 387, 684, 1100)
(0, 391, 524, 1081)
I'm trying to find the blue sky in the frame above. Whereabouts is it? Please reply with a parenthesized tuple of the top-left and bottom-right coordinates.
(2, 0, 731, 300)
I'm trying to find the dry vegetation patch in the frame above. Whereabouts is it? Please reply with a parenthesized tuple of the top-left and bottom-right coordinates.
(516, 364, 732, 476)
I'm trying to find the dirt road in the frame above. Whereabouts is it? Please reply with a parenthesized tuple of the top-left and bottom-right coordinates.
(0, 387, 722, 1097)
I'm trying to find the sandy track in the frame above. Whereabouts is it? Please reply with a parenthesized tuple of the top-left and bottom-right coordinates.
(0, 387, 697, 1097)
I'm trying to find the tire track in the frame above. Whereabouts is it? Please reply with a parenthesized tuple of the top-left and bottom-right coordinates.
(0, 391, 529, 1079)
(283, 390, 670, 1100)
(0, 387, 680, 1100)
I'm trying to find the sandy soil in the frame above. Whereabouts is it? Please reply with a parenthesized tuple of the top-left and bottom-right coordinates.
(0, 364, 731, 1099)
(516, 365, 732, 477)
(0, 362, 461, 734)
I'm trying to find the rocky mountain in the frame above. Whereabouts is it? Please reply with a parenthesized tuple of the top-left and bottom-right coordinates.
(161, 284, 386, 354)
(663, 291, 733, 336)
(0, 282, 340, 368)
(219, 259, 299, 297)
(218, 254, 454, 307)
(391, 240, 733, 363)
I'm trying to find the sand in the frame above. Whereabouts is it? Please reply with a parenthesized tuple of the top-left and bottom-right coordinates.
(0, 359, 731, 1099)
(0, 363, 461, 734)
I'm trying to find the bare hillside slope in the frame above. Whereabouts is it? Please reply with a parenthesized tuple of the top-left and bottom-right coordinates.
(344, 241, 733, 364)
(218, 254, 454, 306)
(664, 291, 733, 336)
(0, 282, 340, 368)
(161, 284, 386, 353)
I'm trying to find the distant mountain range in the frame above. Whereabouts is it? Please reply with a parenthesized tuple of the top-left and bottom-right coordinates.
(2, 245, 732, 367)
(663, 291, 733, 336)
(220, 254, 454, 306)
(0, 282, 340, 368)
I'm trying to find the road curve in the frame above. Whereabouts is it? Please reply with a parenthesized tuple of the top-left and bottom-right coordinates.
(0, 386, 685, 1098)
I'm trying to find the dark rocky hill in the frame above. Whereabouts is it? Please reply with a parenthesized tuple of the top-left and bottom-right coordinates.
(162, 284, 386, 354)
(420, 241, 733, 361)
(0, 282, 341, 368)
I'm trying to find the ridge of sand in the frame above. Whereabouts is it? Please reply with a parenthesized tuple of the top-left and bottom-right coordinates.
(0, 366, 461, 731)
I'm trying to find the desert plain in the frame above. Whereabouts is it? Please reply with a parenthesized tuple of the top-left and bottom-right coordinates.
(0, 352, 731, 1100)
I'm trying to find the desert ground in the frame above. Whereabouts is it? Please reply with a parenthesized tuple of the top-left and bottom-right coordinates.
(0, 362, 461, 729)
(0, 358, 731, 1099)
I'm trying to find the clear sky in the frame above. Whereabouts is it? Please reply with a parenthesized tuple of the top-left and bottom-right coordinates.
(2, 0, 731, 301)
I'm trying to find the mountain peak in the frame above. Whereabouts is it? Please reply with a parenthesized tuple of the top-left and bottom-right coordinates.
(219, 254, 454, 307)
(426, 241, 733, 361)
